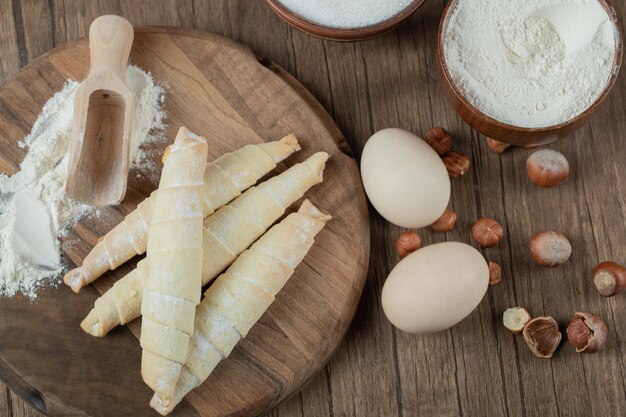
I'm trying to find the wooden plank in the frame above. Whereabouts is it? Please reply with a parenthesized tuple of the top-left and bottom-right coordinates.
(0, 0, 21, 81)
(119, 0, 194, 27)
(17, 0, 54, 61)
(7, 393, 41, 417)
(48, 0, 194, 45)
(0, 385, 12, 417)
(0, 5, 26, 415)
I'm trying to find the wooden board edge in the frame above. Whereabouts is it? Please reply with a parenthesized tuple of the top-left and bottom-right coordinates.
(0, 356, 47, 414)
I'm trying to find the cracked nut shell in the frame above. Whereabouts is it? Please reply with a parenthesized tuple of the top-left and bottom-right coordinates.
(522, 316, 562, 358)
(566, 312, 608, 353)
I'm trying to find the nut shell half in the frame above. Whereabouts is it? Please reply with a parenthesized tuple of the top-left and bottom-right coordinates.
(522, 316, 562, 358)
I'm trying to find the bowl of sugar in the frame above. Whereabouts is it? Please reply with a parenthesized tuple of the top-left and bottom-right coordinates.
(436, 0, 623, 146)
(266, 0, 425, 41)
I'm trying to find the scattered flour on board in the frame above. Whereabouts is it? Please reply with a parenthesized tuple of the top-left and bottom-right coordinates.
(0, 65, 166, 298)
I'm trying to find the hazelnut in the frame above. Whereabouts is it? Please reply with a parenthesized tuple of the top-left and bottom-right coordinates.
(530, 231, 572, 267)
(566, 312, 608, 353)
(592, 261, 626, 297)
(488, 261, 502, 285)
(442, 151, 470, 178)
(396, 231, 421, 257)
(486, 138, 511, 154)
(431, 208, 457, 232)
(424, 127, 453, 156)
(526, 149, 569, 187)
(522, 316, 562, 359)
(471, 217, 504, 247)
(503, 307, 531, 333)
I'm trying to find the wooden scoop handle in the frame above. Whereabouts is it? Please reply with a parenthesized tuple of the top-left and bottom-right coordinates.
(88, 15, 134, 78)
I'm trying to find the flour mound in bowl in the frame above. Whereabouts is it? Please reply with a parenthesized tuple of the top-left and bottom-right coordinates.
(443, 0, 618, 128)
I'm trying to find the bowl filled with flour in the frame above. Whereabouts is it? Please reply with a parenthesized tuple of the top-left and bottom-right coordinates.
(266, 0, 425, 41)
(437, 0, 622, 146)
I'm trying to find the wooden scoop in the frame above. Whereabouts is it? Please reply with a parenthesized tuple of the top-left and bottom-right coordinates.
(66, 15, 134, 206)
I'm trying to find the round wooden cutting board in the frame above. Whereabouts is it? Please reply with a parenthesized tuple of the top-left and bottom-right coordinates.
(0, 27, 369, 417)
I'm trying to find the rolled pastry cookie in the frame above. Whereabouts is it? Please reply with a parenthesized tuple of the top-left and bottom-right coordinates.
(140, 127, 207, 404)
(151, 200, 331, 415)
(64, 134, 300, 293)
(81, 152, 329, 336)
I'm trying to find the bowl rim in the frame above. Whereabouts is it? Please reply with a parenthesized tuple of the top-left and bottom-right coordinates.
(266, 0, 426, 41)
(437, 0, 624, 133)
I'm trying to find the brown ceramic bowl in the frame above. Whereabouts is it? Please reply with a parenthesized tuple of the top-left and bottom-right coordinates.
(436, 0, 623, 146)
(266, 0, 425, 42)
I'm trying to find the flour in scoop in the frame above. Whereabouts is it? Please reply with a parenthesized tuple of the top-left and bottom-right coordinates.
(277, 0, 413, 29)
(0, 65, 166, 298)
(443, 0, 617, 128)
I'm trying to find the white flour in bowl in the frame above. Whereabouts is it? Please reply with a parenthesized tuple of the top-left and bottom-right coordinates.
(443, 0, 617, 128)
(0, 65, 166, 298)
(277, 0, 414, 29)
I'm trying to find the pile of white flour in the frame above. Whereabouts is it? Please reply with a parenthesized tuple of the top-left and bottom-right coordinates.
(0, 65, 166, 298)
(443, 0, 617, 128)
(278, 0, 413, 29)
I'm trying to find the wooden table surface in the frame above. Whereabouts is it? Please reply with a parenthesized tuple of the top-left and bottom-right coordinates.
(1, 1, 625, 417)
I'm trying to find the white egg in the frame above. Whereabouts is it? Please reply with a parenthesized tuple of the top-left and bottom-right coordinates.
(360, 128, 450, 228)
(382, 242, 489, 335)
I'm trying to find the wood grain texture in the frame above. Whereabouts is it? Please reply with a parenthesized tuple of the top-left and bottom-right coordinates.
(2, 1, 626, 417)
(0, 24, 368, 417)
